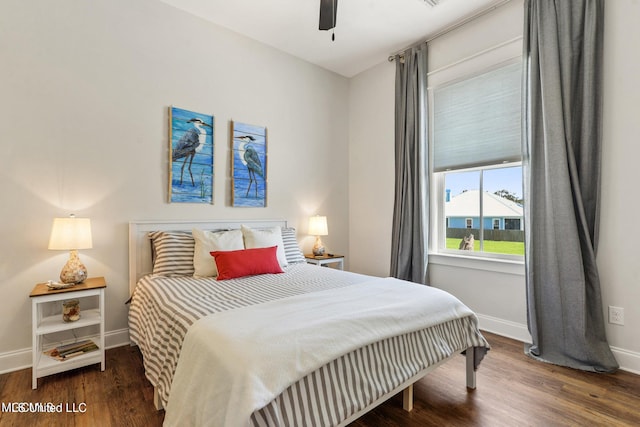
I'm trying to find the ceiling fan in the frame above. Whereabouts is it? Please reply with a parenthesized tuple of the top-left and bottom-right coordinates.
(318, 0, 338, 40)
(318, 0, 441, 40)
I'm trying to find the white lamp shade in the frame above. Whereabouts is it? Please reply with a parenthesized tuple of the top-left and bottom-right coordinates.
(48, 217, 93, 250)
(308, 215, 328, 236)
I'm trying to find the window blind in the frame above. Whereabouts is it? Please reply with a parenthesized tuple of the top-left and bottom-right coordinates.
(433, 61, 522, 172)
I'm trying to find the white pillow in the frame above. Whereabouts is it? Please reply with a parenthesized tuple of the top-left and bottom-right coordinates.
(241, 225, 288, 267)
(192, 228, 244, 277)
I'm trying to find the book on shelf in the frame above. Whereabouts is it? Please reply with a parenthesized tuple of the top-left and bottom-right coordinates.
(44, 339, 99, 361)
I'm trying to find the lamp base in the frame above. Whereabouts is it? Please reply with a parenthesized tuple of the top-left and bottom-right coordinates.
(312, 236, 326, 256)
(60, 250, 88, 284)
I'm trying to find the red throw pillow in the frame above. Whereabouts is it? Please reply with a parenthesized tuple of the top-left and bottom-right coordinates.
(210, 246, 284, 280)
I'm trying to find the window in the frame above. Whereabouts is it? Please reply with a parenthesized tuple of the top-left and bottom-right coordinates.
(505, 218, 521, 230)
(442, 165, 523, 257)
(431, 60, 524, 259)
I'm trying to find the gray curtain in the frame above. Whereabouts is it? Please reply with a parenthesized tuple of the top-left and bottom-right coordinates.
(522, 0, 617, 372)
(390, 44, 429, 284)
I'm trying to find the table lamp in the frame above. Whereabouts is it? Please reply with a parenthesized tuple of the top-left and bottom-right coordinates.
(308, 215, 328, 256)
(48, 215, 93, 284)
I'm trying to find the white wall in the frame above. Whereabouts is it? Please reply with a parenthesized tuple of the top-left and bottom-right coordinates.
(348, 62, 396, 278)
(348, 0, 640, 372)
(598, 0, 640, 371)
(0, 0, 349, 371)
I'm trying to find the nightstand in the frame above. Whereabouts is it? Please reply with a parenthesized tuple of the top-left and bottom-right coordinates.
(30, 277, 106, 389)
(305, 254, 344, 270)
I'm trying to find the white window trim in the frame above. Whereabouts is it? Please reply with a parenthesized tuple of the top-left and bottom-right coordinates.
(430, 160, 525, 266)
(428, 52, 525, 268)
(429, 252, 525, 276)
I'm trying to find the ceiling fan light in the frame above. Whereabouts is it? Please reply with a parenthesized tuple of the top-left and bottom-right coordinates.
(423, 0, 440, 6)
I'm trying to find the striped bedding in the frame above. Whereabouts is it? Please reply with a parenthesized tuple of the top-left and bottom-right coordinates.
(128, 263, 489, 425)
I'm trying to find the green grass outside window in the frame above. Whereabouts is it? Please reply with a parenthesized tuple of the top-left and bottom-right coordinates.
(445, 238, 524, 256)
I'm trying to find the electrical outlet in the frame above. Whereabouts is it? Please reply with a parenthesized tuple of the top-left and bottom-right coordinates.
(608, 306, 624, 326)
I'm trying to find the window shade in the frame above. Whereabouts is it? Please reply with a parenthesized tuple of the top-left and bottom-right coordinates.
(433, 61, 522, 172)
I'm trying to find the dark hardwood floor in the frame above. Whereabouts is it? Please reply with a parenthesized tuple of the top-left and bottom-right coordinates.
(1, 332, 638, 426)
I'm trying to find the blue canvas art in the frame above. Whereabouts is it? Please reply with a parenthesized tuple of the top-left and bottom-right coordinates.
(169, 106, 214, 203)
(231, 121, 267, 207)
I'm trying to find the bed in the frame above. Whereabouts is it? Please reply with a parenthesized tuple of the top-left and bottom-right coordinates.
(128, 219, 489, 426)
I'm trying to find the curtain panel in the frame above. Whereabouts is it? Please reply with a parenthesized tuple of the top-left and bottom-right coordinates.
(390, 44, 429, 284)
(522, 0, 617, 372)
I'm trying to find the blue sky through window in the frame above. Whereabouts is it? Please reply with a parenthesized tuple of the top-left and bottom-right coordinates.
(445, 166, 522, 199)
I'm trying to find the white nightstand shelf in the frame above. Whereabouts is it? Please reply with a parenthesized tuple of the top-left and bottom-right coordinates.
(36, 338, 102, 379)
(305, 254, 345, 270)
(30, 277, 106, 389)
(36, 309, 102, 334)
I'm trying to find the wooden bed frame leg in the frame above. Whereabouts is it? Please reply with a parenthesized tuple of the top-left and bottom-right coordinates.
(402, 383, 414, 412)
(466, 347, 477, 390)
(153, 387, 164, 410)
(401, 348, 476, 413)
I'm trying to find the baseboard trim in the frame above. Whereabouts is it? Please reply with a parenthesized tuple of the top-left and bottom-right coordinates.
(476, 313, 532, 343)
(0, 328, 130, 375)
(0, 348, 31, 376)
(105, 328, 131, 349)
(476, 313, 640, 374)
(610, 346, 640, 375)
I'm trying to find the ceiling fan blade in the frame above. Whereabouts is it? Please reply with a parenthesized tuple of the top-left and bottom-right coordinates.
(319, 0, 338, 31)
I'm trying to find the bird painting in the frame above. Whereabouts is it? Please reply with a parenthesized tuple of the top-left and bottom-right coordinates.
(236, 135, 264, 197)
(172, 117, 212, 186)
(231, 121, 267, 207)
(169, 106, 214, 204)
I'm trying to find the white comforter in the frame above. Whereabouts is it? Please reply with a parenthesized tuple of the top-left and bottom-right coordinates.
(163, 277, 475, 427)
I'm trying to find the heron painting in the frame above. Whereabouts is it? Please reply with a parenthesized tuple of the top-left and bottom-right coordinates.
(169, 106, 214, 204)
(231, 121, 267, 207)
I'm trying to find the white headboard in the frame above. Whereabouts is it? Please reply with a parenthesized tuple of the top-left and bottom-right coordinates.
(128, 219, 287, 295)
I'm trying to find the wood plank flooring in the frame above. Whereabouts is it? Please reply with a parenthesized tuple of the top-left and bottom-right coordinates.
(1, 332, 638, 426)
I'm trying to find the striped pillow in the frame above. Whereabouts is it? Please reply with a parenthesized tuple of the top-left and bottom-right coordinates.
(149, 231, 195, 276)
(281, 227, 305, 264)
